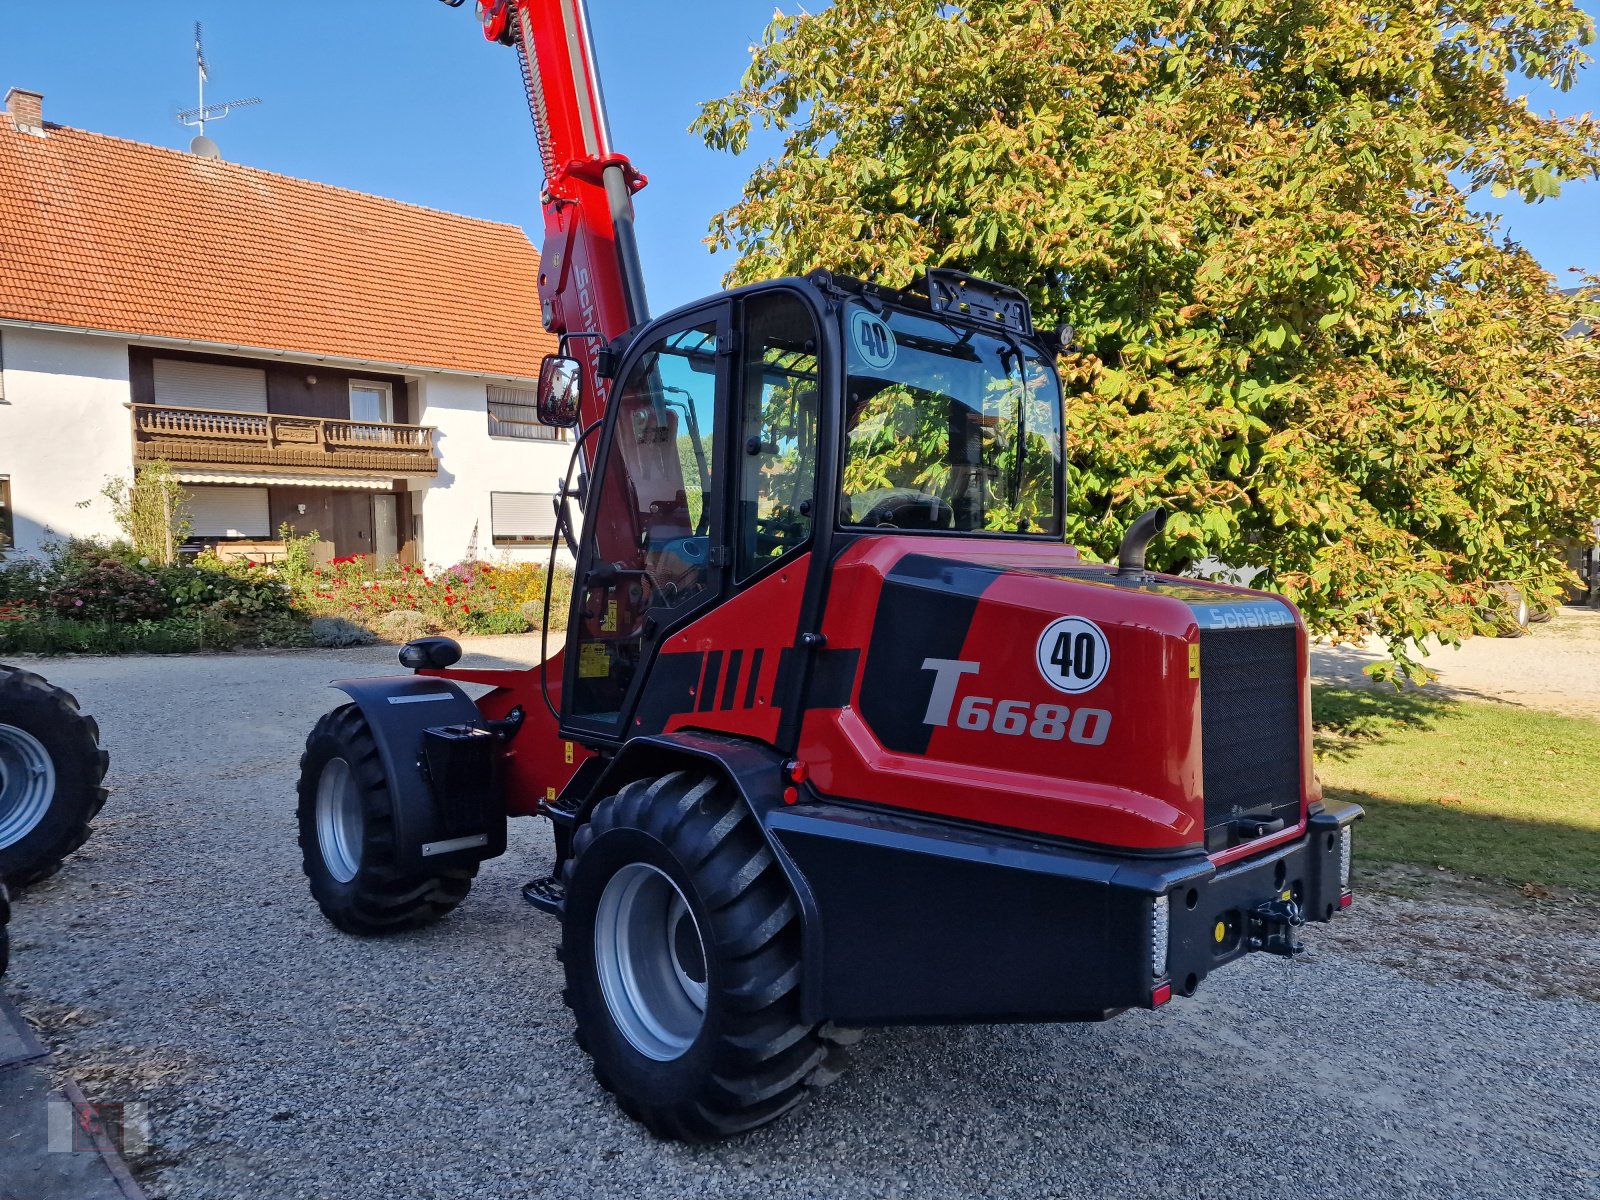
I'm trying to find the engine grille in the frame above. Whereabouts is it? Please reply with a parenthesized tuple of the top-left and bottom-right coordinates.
(1198, 625, 1302, 852)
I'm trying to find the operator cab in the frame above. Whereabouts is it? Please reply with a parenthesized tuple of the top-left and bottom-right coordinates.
(539, 269, 1067, 745)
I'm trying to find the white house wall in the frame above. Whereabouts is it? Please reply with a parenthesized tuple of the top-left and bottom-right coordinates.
(0, 326, 131, 554)
(414, 374, 574, 568)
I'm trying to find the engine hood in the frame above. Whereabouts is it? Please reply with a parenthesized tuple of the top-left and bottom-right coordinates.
(796, 536, 1311, 856)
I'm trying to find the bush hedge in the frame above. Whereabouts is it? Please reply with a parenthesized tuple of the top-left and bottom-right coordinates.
(0, 530, 570, 655)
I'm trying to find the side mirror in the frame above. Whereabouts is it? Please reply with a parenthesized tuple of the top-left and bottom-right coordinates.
(537, 355, 583, 428)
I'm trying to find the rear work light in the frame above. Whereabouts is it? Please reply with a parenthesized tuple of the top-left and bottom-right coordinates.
(1339, 826, 1353, 890)
(1151, 894, 1170, 978)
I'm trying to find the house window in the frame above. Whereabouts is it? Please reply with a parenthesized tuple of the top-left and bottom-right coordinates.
(491, 491, 558, 545)
(349, 381, 394, 425)
(184, 486, 271, 538)
(0, 477, 12, 550)
(488, 385, 566, 440)
(152, 358, 268, 413)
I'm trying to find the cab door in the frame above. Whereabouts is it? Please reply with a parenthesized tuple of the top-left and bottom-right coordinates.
(562, 305, 730, 743)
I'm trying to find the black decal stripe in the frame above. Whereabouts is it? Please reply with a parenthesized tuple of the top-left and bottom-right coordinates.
(773, 647, 796, 700)
(857, 555, 1008, 755)
(744, 648, 765, 708)
(697, 650, 724, 713)
(720, 649, 744, 710)
(809, 648, 861, 708)
(630, 651, 704, 735)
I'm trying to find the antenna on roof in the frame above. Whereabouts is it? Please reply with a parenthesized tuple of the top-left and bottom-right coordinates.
(177, 21, 260, 157)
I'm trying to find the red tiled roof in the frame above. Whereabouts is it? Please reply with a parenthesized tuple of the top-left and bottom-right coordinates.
(0, 112, 553, 377)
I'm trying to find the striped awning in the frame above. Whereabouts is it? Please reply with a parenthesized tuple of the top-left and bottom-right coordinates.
(171, 470, 395, 491)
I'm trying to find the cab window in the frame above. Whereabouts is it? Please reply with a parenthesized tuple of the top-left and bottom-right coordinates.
(737, 293, 820, 579)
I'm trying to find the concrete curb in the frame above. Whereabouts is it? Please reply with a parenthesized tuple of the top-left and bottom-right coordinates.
(0, 994, 149, 1200)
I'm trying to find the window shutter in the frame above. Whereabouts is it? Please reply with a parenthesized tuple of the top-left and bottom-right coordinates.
(491, 491, 557, 543)
(488, 385, 563, 440)
(153, 359, 269, 413)
(184, 486, 271, 537)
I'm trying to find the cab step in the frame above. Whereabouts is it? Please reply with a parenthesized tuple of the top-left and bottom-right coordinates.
(521, 874, 565, 914)
(539, 793, 581, 829)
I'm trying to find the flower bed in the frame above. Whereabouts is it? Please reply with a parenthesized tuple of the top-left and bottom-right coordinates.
(0, 529, 571, 655)
(291, 554, 572, 639)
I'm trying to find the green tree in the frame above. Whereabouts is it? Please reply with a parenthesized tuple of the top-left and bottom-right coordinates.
(695, 0, 1600, 678)
(100, 461, 190, 567)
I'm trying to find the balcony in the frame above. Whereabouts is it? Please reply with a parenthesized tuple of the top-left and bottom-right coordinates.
(131, 404, 438, 477)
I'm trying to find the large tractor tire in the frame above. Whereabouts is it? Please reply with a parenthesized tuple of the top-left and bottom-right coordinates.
(1486, 584, 1530, 638)
(0, 881, 10, 977)
(560, 771, 860, 1141)
(295, 703, 476, 935)
(0, 666, 109, 887)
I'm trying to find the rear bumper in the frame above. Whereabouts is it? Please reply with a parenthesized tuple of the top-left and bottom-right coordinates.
(766, 797, 1362, 1026)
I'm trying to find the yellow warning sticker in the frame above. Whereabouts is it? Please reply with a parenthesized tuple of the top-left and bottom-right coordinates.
(1188, 643, 1201, 679)
(578, 642, 609, 679)
(546, 787, 557, 801)
(564, 741, 574, 765)
(601, 600, 618, 633)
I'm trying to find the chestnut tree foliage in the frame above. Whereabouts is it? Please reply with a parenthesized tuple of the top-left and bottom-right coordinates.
(694, 0, 1600, 677)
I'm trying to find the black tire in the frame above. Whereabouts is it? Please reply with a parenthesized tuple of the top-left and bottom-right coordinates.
(0, 881, 10, 977)
(0, 666, 109, 887)
(295, 703, 475, 935)
(1479, 583, 1529, 638)
(1528, 606, 1555, 625)
(560, 771, 860, 1141)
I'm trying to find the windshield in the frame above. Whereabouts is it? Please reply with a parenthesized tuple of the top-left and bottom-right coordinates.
(840, 303, 1063, 536)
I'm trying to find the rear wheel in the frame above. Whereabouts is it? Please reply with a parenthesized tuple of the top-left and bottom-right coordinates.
(0, 667, 109, 887)
(560, 771, 859, 1141)
(296, 704, 475, 934)
(1487, 584, 1530, 638)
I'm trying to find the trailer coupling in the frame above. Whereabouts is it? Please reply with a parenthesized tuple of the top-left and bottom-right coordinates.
(1247, 897, 1306, 958)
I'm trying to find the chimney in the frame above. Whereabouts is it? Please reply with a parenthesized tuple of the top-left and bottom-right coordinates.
(5, 87, 44, 135)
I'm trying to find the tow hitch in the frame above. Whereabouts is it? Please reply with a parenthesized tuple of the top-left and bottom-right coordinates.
(1247, 897, 1306, 957)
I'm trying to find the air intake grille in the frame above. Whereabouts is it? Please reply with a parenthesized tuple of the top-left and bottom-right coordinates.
(1198, 625, 1301, 852)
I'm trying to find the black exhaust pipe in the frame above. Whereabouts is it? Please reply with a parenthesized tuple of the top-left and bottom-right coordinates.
(1117, 508, 1168, 576)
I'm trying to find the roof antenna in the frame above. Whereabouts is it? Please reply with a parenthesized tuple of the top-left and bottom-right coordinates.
(177, 21, 261, 158)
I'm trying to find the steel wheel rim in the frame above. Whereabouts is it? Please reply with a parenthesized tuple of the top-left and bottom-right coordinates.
(594, 862, 708, 1061)
(0, 723, 56, 849)
(315, 757, 363, 883)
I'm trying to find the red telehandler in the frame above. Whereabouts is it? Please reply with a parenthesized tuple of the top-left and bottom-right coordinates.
(295, 0, 1362, 1141)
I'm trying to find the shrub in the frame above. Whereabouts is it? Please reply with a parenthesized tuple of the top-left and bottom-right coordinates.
(0, 555, 50, 609)
(0, 617, 205, 655)
(310, 616, 377, 648)
(373, 609, 432, 643)
(166, 553, 293, 620)
(251, 613, 317, 649)
(47, 558, 170, 621)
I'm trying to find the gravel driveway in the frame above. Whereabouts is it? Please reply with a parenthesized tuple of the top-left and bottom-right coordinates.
(4, 639, 1598, 1200)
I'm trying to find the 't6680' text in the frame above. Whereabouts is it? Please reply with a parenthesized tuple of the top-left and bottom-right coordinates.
(919, 658, 1112, 745)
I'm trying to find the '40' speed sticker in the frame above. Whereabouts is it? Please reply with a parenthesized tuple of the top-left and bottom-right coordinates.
(849, 309, 897, 370)
(1037, 616, 1109, 694)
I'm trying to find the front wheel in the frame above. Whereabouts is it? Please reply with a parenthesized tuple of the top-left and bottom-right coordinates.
(296, 704, 475, 935)
(560, 771, 859, 1141)
(0, 881, 10, 977)
(0, 667, 109, 887)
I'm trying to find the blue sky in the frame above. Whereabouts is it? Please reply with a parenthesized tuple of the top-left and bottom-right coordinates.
(1, 1, 1595, 314)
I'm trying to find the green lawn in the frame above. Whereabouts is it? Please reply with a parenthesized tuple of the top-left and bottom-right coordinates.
(1312, 686, 1600, 894)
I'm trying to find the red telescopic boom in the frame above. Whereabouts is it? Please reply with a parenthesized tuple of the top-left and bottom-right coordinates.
(443, 0, 649, 434)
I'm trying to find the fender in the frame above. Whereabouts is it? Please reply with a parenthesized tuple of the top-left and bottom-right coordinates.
(332, 676, 507, 872)
(572, 731, 826, 1022)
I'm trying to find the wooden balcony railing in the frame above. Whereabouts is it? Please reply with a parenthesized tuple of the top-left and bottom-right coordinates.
(130, 404, 438, 476)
